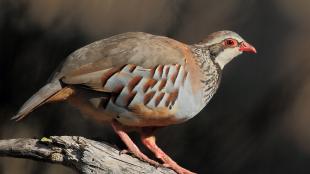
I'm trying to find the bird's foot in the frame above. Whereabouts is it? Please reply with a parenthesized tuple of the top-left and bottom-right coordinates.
(140, 133, 196, 174)
(162, 161, 196, 174)
(111, 120, 160, 167)
(121, 148, 160, 167)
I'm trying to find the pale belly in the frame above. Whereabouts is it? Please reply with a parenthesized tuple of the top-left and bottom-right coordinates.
(101, 94, 205, 127)
(105, 72, 205, 127)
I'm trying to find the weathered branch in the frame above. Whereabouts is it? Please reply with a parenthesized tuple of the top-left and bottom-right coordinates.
(0, 136, 176, 174)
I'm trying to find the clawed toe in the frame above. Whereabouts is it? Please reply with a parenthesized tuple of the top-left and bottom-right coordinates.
(134, 152, 160, 167)
(119, 149, 160, 167)
(162, 162, 196, 174)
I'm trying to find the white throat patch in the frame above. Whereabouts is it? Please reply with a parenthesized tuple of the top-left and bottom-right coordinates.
(214, 48, 242, 69)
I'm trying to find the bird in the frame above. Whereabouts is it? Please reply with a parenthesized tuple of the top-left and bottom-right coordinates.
(12, 31, 256, 174)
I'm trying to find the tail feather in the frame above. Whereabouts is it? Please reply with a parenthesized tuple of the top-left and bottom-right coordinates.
(12, 80, 63, 121)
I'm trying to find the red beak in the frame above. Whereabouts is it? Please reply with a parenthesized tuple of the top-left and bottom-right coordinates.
(239, 41, 257, 53)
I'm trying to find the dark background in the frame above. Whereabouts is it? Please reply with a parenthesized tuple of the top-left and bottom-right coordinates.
(1, 0, 310, 173)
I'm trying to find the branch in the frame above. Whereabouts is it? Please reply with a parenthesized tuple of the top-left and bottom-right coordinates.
(0, 136, 176, 174)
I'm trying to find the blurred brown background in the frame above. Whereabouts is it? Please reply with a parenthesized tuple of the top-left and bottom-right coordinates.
(1, 0, 310, 173)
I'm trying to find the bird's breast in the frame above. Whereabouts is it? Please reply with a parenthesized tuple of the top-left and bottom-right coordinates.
(172, 71, 206, 122)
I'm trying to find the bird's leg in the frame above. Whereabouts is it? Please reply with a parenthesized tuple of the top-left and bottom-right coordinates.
(140, 129, 196, 174)
(111, 120, 160, 166)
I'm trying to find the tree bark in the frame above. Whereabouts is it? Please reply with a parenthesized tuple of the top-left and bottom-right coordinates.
(0, 136, 176, 174)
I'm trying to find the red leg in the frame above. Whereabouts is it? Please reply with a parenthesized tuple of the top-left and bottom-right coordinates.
(111, 120, 159, 166)
(140, 132, 196, 174)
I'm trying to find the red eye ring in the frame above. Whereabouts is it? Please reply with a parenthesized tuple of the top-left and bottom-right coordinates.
(224, 39, 237, 47)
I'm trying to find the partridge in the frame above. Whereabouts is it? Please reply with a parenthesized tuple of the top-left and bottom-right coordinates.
(13, 31, 256, 174)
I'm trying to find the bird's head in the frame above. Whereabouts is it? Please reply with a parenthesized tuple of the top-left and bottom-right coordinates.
(197, 30, 256, 69)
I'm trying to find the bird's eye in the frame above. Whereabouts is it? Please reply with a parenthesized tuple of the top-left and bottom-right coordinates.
(224, 39, 237, 47)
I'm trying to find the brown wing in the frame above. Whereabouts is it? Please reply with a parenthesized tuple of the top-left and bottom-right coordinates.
(53, 32, 188, 81)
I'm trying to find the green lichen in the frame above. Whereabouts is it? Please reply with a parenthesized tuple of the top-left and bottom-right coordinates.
(40, 137, 52, 143)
